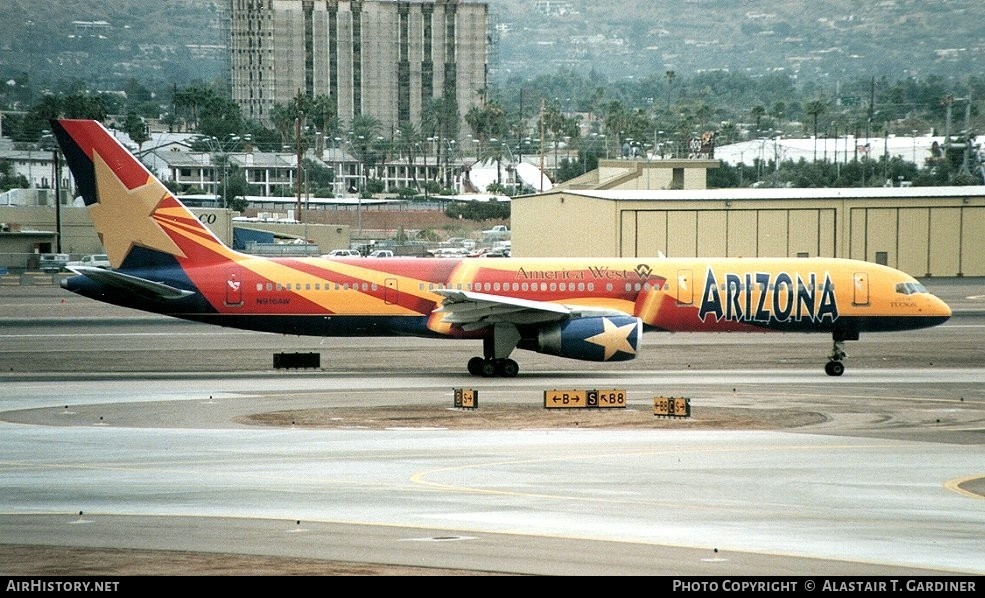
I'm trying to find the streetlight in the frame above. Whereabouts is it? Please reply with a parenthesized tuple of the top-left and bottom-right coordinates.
(912, 130, 918, 164)
(40, 132, 62, 253)
(446, 139, 456, 188)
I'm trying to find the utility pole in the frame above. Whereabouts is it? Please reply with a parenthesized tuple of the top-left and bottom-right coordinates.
(539, 98, 546, 192)
(53, 148, 61, 253)
(943, 95, 953, 156)
(960, 90, 973, 176)
(518, 87, 524, 167)
(295, 111, 304, 224)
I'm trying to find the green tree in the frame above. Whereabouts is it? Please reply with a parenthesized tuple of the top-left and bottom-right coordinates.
(348, 114, 382, 193)
(750, 105, 766, 133)
(122, 111, 150, 153)
(62, 93, 108, 120)
(465, 100, 508, 157)
(0, 159, 28, 192)
(444, 200, 510, 221)
(172, 85, 208, 131)
(218, 164, 251, 212)
(197, 94, 244, 141)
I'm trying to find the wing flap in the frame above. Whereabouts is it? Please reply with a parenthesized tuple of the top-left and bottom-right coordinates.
(433, 289, 628, 329)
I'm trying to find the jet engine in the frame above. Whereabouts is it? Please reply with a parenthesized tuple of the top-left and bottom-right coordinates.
(524, 316, 642, 362)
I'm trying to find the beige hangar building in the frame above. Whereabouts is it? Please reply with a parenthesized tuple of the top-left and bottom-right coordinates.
(511, 167, 985, 278)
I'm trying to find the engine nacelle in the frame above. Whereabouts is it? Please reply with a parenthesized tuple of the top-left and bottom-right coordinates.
(528, 316, 642, 362)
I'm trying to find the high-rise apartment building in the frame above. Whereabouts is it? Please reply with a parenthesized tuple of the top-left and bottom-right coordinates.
(229, 0, 488, 140)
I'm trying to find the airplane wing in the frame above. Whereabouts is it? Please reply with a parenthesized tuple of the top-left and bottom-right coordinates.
(433, 289, 629, 331)
(67, 266, 196, 301)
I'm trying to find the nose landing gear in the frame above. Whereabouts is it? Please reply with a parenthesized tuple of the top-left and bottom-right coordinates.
(825, 339, 847, 376)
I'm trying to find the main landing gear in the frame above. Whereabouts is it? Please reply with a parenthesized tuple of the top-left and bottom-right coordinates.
(468, 356, 519, 378)
(467, 323, 521, 378)
(824, 339, 847, 377)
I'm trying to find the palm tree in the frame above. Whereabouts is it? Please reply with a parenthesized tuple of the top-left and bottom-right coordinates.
(173, 85, 210, 131)
(396, 122, 421, 188)
(309, 94, 338, 154)
(269, 103, 296, 149)
(750, 105, 766, 133)
(805, 99, 828, 161)
(665, 70, 676, 111)
(480, 138, 509, 185)
(348, 115, 381, 192)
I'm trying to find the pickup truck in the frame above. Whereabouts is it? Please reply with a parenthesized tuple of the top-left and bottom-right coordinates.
(66, 254, 111, 269)
(482, 225, 510, 238)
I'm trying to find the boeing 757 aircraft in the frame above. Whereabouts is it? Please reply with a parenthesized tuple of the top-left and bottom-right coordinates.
(51, 119, 951, 377)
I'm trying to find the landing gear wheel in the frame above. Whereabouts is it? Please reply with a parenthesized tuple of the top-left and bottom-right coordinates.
(467, 356, 485, 376)
(496, 358, 519, 378)
(480, 359, 497, 377)
(826, 339, 847, 377)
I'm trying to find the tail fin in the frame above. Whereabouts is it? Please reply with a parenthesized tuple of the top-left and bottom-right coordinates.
(50, 119, 231, 270)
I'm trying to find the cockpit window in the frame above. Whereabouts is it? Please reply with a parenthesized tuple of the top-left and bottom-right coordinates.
(896, 282, 927, 295)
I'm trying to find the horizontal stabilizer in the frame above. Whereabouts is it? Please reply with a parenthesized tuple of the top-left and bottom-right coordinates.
(67, 266, 196, 301)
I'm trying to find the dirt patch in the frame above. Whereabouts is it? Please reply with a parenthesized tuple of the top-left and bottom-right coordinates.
(0, 545, 496, 576)
(234, 404, 827, 430)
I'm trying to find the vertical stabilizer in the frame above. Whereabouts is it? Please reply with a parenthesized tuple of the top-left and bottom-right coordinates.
(50, 119, 230, 270)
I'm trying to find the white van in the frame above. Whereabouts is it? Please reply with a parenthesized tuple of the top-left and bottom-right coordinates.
(39, 253, 70, 272)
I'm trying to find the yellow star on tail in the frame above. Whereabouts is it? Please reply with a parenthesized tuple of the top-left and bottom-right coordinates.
(88, 151, 185, 265)
(585, 317, 638, 361)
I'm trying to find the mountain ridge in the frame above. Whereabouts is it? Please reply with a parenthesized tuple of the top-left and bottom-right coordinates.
(1, 1, 980, 96)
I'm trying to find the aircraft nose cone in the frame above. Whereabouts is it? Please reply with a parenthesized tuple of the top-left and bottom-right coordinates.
(929, 295, 952, 323)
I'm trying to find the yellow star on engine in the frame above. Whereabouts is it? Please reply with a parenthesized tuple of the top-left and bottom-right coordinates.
(88, 151, 185, 265)
(585, 317, 638, 361)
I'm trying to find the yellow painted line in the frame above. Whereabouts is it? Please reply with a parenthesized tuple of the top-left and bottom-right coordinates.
(944, 474, 985, 500)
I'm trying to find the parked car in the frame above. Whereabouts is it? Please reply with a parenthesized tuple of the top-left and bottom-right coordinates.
(367, 249, 394, 258)
(481, 225, 510, 239)
(429, 247, 469, 258)
(444, 237, 477, 250)
(322, 249, 361, 257)
(67, 253, 111, 269)
(482, 247, 511, 258)
(38, 253, 70, 273)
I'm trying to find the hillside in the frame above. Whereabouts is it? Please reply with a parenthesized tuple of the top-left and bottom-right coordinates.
(1, 0, 982, 97)
(0, 0, 224, 95)
(492, 0, 983, 81)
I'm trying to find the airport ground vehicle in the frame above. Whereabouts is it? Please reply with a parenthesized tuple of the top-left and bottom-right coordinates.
(38, 253, 70, 272)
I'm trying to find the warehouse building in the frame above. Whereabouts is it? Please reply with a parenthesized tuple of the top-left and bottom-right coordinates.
(511, 185, 985, 277)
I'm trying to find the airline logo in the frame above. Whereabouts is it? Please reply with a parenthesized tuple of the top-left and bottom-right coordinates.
(698, 268, 839, 324)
